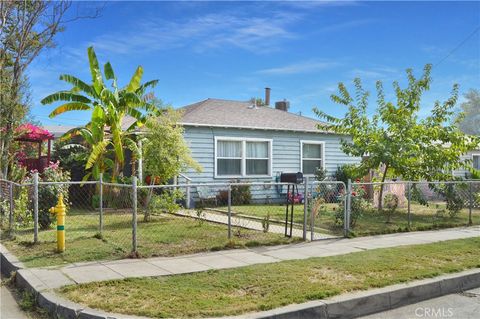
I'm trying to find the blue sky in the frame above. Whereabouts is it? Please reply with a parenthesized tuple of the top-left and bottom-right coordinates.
(29, 1, 480, 127)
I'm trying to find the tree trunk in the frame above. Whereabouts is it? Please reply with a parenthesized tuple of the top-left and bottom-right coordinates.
(378, 163, 389, 212)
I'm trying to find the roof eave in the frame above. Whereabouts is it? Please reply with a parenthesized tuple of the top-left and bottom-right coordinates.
(180, 122, 337, 134)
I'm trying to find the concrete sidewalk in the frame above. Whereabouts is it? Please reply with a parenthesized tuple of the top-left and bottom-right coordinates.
(14, 226, 479, 291)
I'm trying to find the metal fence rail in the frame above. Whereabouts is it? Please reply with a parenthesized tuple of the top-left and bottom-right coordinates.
(1, 176, 479, 260)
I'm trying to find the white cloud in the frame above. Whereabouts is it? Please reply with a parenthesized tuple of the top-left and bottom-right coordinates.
(257, 60, 341, 75)
(85, 11, 301, 55)
(348, 66, 399, 80)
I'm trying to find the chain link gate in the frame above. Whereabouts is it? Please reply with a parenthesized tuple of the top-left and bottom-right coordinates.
(308, 180, 348, 240)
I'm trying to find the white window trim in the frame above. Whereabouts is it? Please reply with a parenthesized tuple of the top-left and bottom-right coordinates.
(300, 140, 326, 176)
(214, 136, 273, 178)
(472, 153, 480, 170)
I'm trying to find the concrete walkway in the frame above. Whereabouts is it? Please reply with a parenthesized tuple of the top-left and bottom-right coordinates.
(16, 226, 479, 291)
(176, 209, 336, 239)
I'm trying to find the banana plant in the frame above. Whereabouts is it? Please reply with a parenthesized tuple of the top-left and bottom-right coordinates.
(42, 46, 159, 181)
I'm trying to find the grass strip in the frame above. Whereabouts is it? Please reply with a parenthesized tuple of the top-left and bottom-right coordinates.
(59, 237, 480, 318)
(1, 212, 297, 268)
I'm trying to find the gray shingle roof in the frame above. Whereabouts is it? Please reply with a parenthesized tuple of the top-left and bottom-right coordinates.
(179, 98, 328, 133)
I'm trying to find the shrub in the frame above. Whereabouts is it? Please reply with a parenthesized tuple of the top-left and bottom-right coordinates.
(444, 185, 464, 218)
(33, 162, 70, 229)
(148, 189, 184, 215)
(337, 184, 372, 229)
(411, 184, 428, 206)
(216, 190, 228, 206)
(314, 167, 327, 181)
(383, 193, 399, 223)
(231, 182, 251, 205)
(432, 183, 465, 218)
(14, 187, 32, 228)
(334, 164, 361, 185)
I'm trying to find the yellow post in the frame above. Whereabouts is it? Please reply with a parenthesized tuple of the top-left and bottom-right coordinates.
(49, 193, 66, 252)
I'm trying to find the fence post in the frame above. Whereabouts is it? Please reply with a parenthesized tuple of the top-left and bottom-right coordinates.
(186, 179, 191, 209)
(33, 172, 39, 243)
(132, 176, 138, 253)
(303, 176, 308, 241)
(346, 179, 352, 237)
(9, 182, 13, 234)
(468, 182, 473, 226)
(99, 173, 103, 234)
(227, 185, 232, 239)
(407, 181, 411, 229)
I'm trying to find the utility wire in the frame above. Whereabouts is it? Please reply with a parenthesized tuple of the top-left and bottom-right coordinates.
(433, 25, 480, 67)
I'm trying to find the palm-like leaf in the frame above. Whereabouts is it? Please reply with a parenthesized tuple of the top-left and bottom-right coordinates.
(136, 79, 158, 95)
(87, 46, 105, 95)
(59, 74, 96, 98)
(104, 62, 115, 80)
(49, 102, 91, 118)
(86, 140, 110, 169)
(126, 66, 143, 92)
(91, 105, 105, 142)
(41, 91, 92, 105)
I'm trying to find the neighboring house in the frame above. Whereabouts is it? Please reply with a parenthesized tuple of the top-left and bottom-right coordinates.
(42, 125, 76, 139)
(178, 95, 360, 186)
(453, 149, 480, 178)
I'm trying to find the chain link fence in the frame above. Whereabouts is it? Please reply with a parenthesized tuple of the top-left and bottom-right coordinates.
(1, 176, 479, 265)
(309, 181, 347, 239)
(348, 180, 480, 236)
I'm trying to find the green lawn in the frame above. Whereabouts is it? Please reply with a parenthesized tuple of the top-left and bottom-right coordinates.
(1, 209, 296, 268)
(59, 237, 480, 318)
(221, 202, 479, 237)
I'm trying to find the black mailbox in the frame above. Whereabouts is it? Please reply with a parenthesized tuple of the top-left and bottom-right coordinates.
(280, 172, 304, 184)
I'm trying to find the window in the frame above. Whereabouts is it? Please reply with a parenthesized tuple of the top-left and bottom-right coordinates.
(217, 140, 242, 175)
(301, 141, 324, 175)
(473, 154, 480, 170)
(215, 137, 271, 177)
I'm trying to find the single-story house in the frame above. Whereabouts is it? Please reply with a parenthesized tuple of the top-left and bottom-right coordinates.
(177, 93, 360, 185)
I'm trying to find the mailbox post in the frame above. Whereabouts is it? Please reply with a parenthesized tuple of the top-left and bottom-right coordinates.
(280, 172, 304, 237)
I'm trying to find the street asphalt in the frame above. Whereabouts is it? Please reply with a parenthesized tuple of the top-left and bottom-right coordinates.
(359, 288, 480, 319)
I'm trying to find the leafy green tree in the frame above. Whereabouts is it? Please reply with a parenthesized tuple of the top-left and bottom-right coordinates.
(42, 46, 159, 181)
(315, 64, 479, 210)
(142, 108, 202, 182)
(141, 108, 202, 221)
(457, 89, 480, 136)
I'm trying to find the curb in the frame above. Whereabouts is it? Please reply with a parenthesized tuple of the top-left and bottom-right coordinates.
(230, 268, 480, 319)
(2, 244, 480, 319)
(0, 244, 26, 276)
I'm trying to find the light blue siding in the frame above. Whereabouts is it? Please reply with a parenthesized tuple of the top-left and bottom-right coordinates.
(453, 150, 480, 178)
(182, 126, 360, 183)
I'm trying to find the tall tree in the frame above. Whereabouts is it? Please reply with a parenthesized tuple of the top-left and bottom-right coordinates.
(42, 46, 160, 181)
(0, 0, 101, 178)
(315, 64, 479, 210)
(457, 89, 480, 136)
(0, 1, 70, 177)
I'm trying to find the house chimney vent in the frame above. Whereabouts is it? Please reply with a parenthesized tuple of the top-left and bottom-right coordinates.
(265, 87, 271, 106)
(275, 99, 289, 112)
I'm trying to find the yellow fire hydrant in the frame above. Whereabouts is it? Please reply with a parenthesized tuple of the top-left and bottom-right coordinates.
(49, 193, 66, 252)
